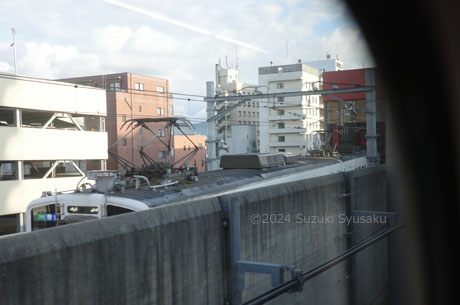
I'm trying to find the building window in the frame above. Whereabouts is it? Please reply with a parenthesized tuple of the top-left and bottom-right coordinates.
(122, 138, 127, 146)
(198, 143, 203, 148)
(278, 136, 285, 142)
(277, 97, 284, 103)
(0, 161, 18, 181)
(159, 151, 166, 159)
(121, 115, 126, 122)
(139, 128, 143, 135)
(135, 82, 144, 91)
(278, 123, 285, 129)
(157, 86, 165, 93)
(278, 149, 286, 152)
(278, 109, 285, 115)
(257, 112, 259, 117)
(169, 105, 174, 115)
(243, 111, 246, 117)
(109, 82, 121, 92)
(194, 159, 197, 167)
(138, 105, 142, 112)
(252, 102, 255, 108)
(0, 108, 15, 126)
(277, 83, 284, 89)
(158, 129, 165, 137)
(157, 108, 165, 115)
(252, 112, 255, 117)
(184, 145, 187, 151)
(238, 111, 241, 117)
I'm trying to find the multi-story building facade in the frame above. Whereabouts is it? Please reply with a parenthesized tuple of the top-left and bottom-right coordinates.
(258, 63, 323, 154)
(0, 73, 107, 234)
(59, 73, 173, 171)
(215, 65, 259, 140)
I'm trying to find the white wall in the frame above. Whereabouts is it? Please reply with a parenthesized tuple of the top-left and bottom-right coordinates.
(0, 73, 106, 115)
(228, 125, 256, 154)
(0, 127, 107, 160)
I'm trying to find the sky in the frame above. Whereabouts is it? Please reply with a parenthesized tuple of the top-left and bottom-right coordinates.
(0, 0, 374, 121)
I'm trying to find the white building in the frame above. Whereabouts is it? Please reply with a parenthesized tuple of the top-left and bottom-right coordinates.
(303, 56, 344, 73)
(0, 73, 107, 234)
(215, 64, 259, 141)
(258, 63, 323, 154)
(226, 125, 257, 155)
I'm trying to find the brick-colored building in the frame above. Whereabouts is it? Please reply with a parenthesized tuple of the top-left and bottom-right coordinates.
(322, 68, 386, 161)
(59, 73, 174, 170)
(173, 134, 206, 173)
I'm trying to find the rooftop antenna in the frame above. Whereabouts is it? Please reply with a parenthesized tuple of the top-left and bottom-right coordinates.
(286, 41, 289, 64)
(235, 44, 239, 71)
(225, 56, 229, 69)
(10, 28, 17, 74)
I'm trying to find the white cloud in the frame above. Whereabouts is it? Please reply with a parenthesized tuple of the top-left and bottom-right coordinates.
(92, 25, 132, 52)
(130, 26, 180, 54)
(320, 26, 375, 69)
(0, 0, 375, 117)
(0, 61, 13, 73)
(17, 42, 99, 79)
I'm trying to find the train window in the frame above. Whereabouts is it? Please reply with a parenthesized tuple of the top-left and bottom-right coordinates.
(67, 206, 99, 214)
(31, 204, 60, 231)
(107, 205, 134, 216)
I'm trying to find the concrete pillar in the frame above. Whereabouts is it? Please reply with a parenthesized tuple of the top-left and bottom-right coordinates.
(14, 109, 21, 127)
(206, 81, 218, 171)
(16, 213, 25, 233)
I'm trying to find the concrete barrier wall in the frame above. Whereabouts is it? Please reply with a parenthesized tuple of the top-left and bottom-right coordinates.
(232, 173, 349, 305)
(0, 199, 225, 305)
(0, 165, 388, 305)
(353, 166, 389, 305)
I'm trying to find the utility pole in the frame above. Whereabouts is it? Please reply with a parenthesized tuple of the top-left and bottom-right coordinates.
(206, 81, 217, 171)
(365, 69, 379, 164)
(11, 28, 17, 74)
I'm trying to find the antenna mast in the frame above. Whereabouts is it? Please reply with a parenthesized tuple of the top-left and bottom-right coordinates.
(235, 44, 239, 71)
(11, 28, 17, 74)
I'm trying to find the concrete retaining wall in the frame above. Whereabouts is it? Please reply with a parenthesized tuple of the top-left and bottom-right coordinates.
(0, 165, 388, 305)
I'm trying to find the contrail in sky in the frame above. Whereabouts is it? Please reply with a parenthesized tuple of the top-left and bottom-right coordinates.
(103, 0, 269, 54)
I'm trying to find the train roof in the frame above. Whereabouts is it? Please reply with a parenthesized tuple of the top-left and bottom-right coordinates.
(110, 155, 365, 208)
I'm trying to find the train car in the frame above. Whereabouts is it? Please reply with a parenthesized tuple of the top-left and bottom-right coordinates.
(25, 154, 368, 232)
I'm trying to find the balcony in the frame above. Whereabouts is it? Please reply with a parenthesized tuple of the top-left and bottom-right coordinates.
(269, 128, 307, 134)
(269, 115, 304, 121)
(270, 141, 308, 147)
